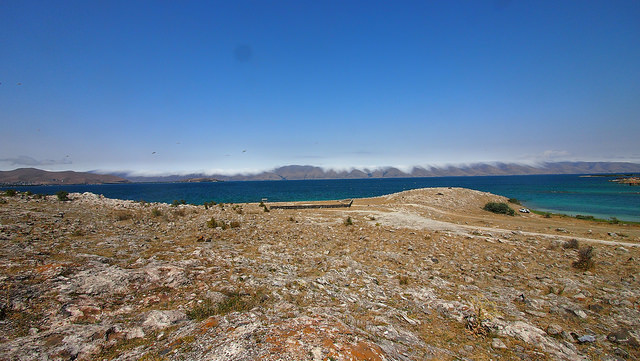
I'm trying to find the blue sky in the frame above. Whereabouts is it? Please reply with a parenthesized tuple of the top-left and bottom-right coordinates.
(1, 0, 639, 175)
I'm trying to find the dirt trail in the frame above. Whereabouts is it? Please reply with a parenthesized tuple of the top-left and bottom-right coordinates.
(352, 207, 640, 248)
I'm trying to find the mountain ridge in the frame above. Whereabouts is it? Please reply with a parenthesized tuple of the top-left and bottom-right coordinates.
(2, 162, 639, 185)
(114, 161, 640, 183)
(0, 168, 130, 186)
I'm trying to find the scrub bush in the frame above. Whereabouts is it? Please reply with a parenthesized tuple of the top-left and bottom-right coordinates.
(483, 202, 515, 216)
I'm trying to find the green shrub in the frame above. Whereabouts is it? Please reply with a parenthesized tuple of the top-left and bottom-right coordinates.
(609, 217, 620, 224)
(575, 215, 595, 221)
(482, 202, 515, 216)
(4, 189, 17, 197)
(171, 199, 187, 207)
(56, 191, 70, 201)
(344, 216, 353, 226)
(151, 208, 162, 217)
(508, 198, 521, 205)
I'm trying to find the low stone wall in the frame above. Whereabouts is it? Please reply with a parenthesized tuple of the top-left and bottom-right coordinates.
(269, 200, 353, 210)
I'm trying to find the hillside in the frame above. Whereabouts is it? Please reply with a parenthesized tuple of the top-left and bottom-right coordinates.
(0, 189, 638, 360)
(0, 168, 129, 186)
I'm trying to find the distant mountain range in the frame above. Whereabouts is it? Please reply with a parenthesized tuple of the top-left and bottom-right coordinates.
(2, 162, 640, 186)
(115, 161, 640, 183)
(0, 168, 129, 186)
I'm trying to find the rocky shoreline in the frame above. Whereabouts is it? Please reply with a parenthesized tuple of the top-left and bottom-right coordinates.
(1, 189, 639, 360)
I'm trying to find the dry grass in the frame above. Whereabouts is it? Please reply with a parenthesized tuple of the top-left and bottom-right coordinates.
(573, 246, 595, 271)
(114, 210, 134, 221)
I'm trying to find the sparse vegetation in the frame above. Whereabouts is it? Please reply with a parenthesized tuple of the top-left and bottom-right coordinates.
(172, 207, 186, 217)
(171, 199, 187, 207)
(507, 198, 521, 205)
(206, 217, 223, 229)
(344, 216, 353, 226)
(573, 246, 595, 271)
(115, 210, 134, 221)
(482, 202, 515, 216)
(398, 275, 409, 285)
(215, 290, 269, 316)
(186, 299, 218, 321)
(4, 189, 17, 197)
(188, 289, 269, 320)
(56, 191, 70, 201)
(563, 239, 579, 249)
(575, 215, 595, 221)
(1, 186, 638, 360)
(206, 217, 239, 229)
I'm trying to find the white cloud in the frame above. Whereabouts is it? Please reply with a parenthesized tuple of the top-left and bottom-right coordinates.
(541, 150, 570, 160)
(516, 150, 572, 163)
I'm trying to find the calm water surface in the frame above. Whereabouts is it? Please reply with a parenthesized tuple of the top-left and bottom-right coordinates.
(3, 174, 639, 222)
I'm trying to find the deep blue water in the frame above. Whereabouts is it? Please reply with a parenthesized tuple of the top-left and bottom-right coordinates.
(2, 174, 639, 222)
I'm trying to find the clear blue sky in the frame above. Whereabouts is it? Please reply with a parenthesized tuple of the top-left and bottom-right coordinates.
(1, 0, 639, 175)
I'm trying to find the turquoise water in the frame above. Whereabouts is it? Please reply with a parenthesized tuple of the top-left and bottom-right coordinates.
(2, 174, 639, 222)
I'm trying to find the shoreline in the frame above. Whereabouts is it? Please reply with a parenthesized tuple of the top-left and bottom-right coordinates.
(4, 183, 638, 224)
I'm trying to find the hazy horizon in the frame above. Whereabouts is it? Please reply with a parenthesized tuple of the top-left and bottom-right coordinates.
(2, 1, 639, 174)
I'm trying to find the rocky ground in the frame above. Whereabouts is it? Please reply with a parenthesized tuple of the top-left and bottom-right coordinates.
(0, 188, 639, 361)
